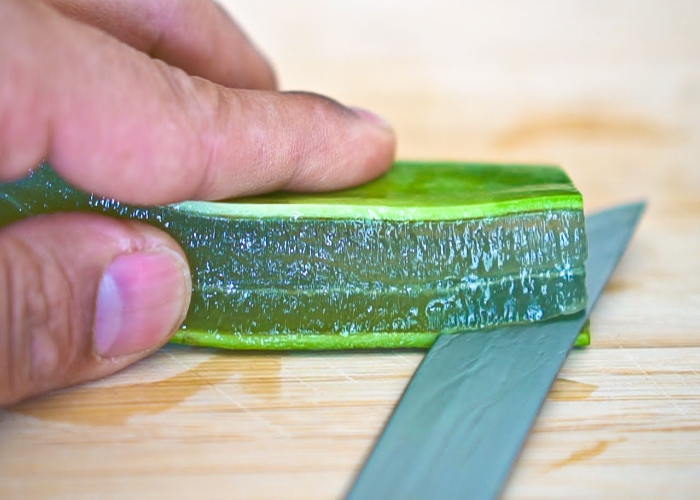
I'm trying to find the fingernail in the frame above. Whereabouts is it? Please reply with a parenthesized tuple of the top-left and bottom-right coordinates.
(350, 106, 393, 131)
(94, 250, 191, 358)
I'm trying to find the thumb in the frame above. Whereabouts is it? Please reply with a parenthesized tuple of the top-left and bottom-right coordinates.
(0, 213, 191, 406)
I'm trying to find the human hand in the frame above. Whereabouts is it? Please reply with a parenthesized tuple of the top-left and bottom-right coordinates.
(0, 0, 395, 405)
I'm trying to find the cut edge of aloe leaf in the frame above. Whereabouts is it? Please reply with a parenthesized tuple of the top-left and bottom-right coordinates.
(171, 325, 591, 350)
(171, 161, 583, 221)
(173, 194, 582, 222)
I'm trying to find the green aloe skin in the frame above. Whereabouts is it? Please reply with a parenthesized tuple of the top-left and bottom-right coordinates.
(0, 161, 589, 349)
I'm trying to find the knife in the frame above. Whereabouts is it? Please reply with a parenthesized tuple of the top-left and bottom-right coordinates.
(346, 202, 646, 500)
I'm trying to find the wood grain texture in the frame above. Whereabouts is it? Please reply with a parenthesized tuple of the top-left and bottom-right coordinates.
(1, 0, 699, 498)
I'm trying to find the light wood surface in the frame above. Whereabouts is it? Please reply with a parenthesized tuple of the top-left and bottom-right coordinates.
(2, 1, 699, 498)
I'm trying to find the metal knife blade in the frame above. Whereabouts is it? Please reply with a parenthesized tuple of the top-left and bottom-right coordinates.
(346, 202, 646, 500)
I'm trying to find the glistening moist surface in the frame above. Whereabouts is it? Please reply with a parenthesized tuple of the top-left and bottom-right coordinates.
(0, 162, 587, 349)
(175, 212, 587, 334)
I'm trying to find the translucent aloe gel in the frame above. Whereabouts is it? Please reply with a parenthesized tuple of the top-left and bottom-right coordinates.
(0, 161, 588, 349)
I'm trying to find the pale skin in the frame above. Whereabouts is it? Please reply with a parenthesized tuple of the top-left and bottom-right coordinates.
(0, 0, 396, 405)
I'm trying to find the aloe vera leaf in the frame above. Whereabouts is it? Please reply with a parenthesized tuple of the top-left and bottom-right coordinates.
(573, 321, 591, 348)
(0, 161, 588, 350)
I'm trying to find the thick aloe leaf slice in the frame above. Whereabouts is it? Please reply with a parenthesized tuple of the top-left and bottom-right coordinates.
(0, 161, 589, 349)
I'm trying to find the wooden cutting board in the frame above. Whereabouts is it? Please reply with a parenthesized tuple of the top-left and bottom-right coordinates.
(2, 1, 699, 498)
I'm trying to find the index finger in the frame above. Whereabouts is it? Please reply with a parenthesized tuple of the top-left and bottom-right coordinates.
(42, 0, 276, 90)
(0, 0, 395, 205)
